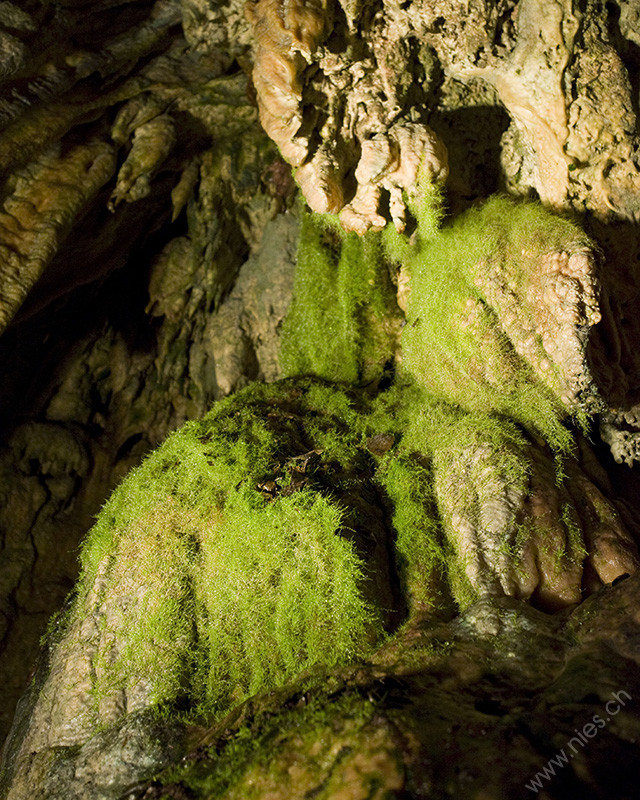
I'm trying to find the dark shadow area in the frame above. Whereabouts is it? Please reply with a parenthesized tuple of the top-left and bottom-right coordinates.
(428, 104, 511, 214)
(0, 178, 178, 439)
(606, 0, 640, 128)
(587, 426, 640, 536)
(583, 215, 640, 410)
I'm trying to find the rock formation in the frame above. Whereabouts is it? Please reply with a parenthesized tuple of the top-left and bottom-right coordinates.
(248, 0, 449, 231)
(1, 0, 640, 797)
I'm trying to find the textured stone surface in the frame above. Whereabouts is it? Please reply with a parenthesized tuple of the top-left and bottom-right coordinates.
(600, 405, 640, 467)
(434, 436, 639, 609)
(2, 370, 638, 797)
(474, 245, 602, 412)
(247, 0, 449, 231)
(0, 142, 116, 333)
(1, 378, 401, 799)
(0, 0, 313, 742)
(244, 0, 640, 433)
(128, 575, 640, 800)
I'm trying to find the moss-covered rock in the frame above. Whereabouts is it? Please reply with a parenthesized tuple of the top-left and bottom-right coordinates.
(277, 186, 637, 611)
(400, 197, 602, 448)
(68, 380, 403, 715)
(1, 378, 407, 798)
(137, 575, 640, 800)
(4, 191, 639, 799)
(279, 211, 403, 387)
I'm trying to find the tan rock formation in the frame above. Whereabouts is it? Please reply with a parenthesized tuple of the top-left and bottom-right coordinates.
(247, 0, 448, 230)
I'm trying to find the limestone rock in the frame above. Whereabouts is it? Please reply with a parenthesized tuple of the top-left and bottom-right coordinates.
(401, 199, 605, 428)
(109, 115, 177, 209)
(203, 210, 298, 395)
(600, 405, 640, 467)
(0, 142, 116, 334)
(0, 0, 297, 741)
(0, 199, 297, 743)
(247, 0, 448, 231)
(433, 433, 639, 610)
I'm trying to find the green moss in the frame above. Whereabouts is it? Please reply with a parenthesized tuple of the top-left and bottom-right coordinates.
(381, 178, 444, 263)
(274, 192, 597, 613)
(560, 502, 588, 566)
(193, 493, 371, 711)
(65, 187, 602, 736)
(161, 689, 377, 799)
(76, 380, 387, 719)
(279, 212, 402, 386)
(377, 453, 444, 612)
(366, 387, 533, 609)
(400, 196, 590, 452)
(357, 384, 448, 612)
(282, 189, 587, 449)
(283, 191, 587, 455)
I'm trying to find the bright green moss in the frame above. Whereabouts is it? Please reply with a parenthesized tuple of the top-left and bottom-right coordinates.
(283, 190, 587, 453)
(76, 380, 386, 720)
(279, 212, 402, 385)
(377, 453, 445, 612)
(277, 188, 597, 612)
(193, 493, 371, 711)
(69, 187, 601, 733)
(363, 387, 531, 612)
(353, 383, 448, 612)
(400, 196, 590, 452)
(381, 178, 444, 262)
(400, 391, 529, 482)
(402, 398, 531, 607)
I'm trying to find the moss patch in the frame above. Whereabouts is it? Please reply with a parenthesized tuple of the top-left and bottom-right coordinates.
(400, 196, 591, 452)
(279, 211, 403, 386)
(64, 188, 601, 732)
(76, 380, 392, 720)
(277, 187, 601, 612)
(159, 689, 380, 799)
